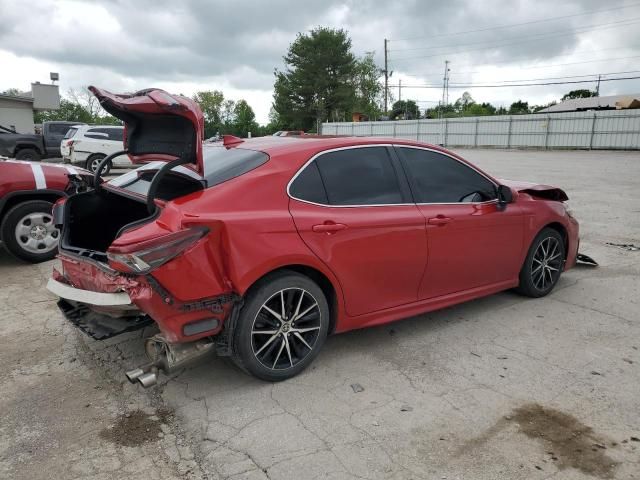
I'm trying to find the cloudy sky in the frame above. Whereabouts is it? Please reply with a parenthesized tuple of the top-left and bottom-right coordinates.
(1, 0, 640, 124)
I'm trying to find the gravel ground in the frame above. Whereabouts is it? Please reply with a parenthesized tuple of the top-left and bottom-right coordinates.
(1, 149, 639, 480)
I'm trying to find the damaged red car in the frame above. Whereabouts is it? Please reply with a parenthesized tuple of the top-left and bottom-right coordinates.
(47, 87, 579, 386)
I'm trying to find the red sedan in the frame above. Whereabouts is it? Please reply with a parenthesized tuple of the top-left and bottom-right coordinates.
(47, 87, 579, 386)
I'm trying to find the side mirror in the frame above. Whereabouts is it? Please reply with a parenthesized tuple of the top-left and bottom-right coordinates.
(497, 185, 513, 206)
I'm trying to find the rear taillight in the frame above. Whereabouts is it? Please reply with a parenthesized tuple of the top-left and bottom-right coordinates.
(107, 227, 208, 274)
(65, 139, 75, 147)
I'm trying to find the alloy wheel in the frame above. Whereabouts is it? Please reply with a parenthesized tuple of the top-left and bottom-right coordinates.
(90, 157, 103, 173)
(14, 212, 58, 254)
(531, 236, 562, 291)
(251, 288, 322, 370)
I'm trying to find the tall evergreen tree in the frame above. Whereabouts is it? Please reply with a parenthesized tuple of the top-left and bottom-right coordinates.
(273, 27, 357, 131)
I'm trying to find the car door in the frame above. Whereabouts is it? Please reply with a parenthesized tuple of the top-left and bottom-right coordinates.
(395, 146, 524, 300)
(288, 145, 427, 317)
(45, 123, 72, 155)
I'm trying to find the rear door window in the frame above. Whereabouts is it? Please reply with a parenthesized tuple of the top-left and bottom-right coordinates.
(105, 128, 124, 141)
(84, 128, 110, 140)
(289, 162, 328, 204)
(313, 147, 403, 206)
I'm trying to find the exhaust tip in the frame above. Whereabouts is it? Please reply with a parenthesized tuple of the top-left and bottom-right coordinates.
(137, 371, 158, 388)
(125, 368, 145, 383)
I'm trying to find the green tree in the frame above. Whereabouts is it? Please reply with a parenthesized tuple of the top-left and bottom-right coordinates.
(192, 90, 225, 137)
(273, 27, 357, 131)
(561, 89, 598, 101)
(1, 88, 23, 96)
(508, 100, 530, 114)
(352, 52, 383, 120)
(390, 100, 420, 120)
(232, 99, 259, 137)
(454, 91, 475, 113)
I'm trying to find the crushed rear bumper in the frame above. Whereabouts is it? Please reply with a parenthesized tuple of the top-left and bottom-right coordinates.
(47, 277, 152, 340)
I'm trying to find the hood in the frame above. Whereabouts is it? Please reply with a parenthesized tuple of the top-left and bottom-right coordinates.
(498, 178, 569, 201)
(89, 86, 205, 171)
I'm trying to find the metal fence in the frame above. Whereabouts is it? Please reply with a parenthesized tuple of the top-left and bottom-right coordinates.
(321, 109, 640, 150)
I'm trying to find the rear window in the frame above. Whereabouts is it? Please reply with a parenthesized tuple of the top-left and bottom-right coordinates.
(106, 147, 268, 198)
(64, 127, 78, 139)
(203, 146, 269, 187)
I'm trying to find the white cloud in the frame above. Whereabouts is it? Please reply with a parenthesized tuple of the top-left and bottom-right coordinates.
(1, 0, 639, 123)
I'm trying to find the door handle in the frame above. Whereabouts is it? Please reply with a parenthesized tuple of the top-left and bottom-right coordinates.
(427, 215, 452, 226)
(312, 222, 348, 233)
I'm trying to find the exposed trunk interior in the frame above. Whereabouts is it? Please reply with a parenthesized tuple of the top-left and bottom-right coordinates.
(62, 189, 151, 256)
(61, 167, 204, 260)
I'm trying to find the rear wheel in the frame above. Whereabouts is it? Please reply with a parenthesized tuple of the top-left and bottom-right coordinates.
(86, 154, 110, 175)
(231, 271, 329, 381)
(1, 200, 59, 263)
(15, 148, 41, 161)
(516, 227, 565, 297)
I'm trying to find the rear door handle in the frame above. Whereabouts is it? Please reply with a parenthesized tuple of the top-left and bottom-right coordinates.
(312, 222, 348, 233)
(427, 215, 452, 226)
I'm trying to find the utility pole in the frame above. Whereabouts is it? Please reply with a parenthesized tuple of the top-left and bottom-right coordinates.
(398, 79, 402, 102)
(442, 60, 450, 107)
(440, 60, 450, 146)
(383, 38, 389, 114)
(596, 74, 601, 96)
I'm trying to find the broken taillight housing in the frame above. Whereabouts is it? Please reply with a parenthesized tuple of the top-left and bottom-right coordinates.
(107, 227, 208, 274)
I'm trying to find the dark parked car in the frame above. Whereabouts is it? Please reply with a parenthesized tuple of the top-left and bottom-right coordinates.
(0, 121, 84, 161)
(47, 87, 580, 388)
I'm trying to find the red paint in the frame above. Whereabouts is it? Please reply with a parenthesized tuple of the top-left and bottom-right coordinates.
(0, 160, 90, 198)
(55, 135, 579, 344)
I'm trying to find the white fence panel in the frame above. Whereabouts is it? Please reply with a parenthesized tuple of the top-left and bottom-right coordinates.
(321, 109, 640, 150)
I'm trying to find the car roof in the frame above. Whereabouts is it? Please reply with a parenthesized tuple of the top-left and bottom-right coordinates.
(228, 135, 454, 160)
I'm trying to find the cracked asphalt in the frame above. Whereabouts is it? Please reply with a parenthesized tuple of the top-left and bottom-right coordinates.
(1, 149, 639, 480)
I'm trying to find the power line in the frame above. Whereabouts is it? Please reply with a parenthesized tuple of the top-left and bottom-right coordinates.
(391, 19, 640, 62)
(450, 54, 640, 75)
(391, 2, 640, 42)
(450, 69, 640, 85)
(388, 75, 640, 89)
(389, 17, 640, 53)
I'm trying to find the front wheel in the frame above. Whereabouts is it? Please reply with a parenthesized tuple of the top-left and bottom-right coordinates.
(1, 200, 59, 263)
(516, 227, 565, 297)
(231, 271, 330, 381)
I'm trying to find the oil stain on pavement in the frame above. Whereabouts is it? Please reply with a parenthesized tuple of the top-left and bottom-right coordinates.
(510, 403, 618, 478)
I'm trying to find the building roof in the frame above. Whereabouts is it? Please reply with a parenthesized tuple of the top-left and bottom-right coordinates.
(539, 93, 640, 113)
(0, 93, 34, 104)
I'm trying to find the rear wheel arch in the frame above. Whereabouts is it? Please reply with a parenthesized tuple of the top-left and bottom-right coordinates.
(241, 264, 340, 334)
(14, 143, 44, 155)
(0, 191, 64, 223)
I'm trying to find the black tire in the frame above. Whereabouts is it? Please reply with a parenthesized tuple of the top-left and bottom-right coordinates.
(1, 200, 59, 263)
(15, 148, 41, 161)
(516, 227, 565, 298)
(231, 271, 330, 381)
(86, 154, 110, 175)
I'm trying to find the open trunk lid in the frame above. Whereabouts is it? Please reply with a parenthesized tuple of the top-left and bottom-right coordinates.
(89, 86, 205, 173)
